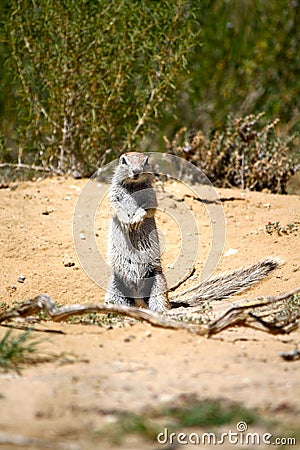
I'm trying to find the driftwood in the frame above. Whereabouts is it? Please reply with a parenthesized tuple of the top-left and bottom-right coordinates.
(0, 289, 299, 336)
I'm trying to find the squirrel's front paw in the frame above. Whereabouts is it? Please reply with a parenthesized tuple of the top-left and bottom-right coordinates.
(117, 209, 132, 224)
(132, 207, 146, 222)
(131, 208, 146, 229)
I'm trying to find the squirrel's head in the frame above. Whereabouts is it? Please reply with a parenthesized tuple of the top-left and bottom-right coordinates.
(118, 152, 151, 183)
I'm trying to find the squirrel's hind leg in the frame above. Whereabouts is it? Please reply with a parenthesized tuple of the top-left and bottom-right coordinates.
(105, 274, 132, 307)
(147, 271, 170, 312)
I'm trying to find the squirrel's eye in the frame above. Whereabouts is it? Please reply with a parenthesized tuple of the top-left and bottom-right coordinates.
(120, 156, 127, 165)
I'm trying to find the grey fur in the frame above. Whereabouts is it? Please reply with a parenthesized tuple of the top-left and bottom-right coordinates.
(105, 152, 169, 312)
(105, 152, 281, 312)
(170, 257, 282, 307)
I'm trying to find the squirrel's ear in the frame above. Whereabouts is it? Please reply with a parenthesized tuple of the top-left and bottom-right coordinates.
(143, 155, 149, 165)
(119, 155, 127, 165)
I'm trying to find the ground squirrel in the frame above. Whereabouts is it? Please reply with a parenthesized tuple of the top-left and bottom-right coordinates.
(105, 152, 280, 312)
(105, 152, 169, 312)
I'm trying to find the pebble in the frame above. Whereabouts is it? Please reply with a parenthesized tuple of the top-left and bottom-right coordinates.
(69, 185, 81, 192)
(42, 209, 54, 215)
(224, 248, 239, 257)
(17, 275, 26, 283)
(124, 334, 136, 343)
(63, 255, 75, 267)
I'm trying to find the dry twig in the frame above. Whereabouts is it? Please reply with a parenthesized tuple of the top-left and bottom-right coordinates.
(207, 288, 300, 335)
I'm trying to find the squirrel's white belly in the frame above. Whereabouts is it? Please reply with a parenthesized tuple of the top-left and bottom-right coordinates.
(108, 216, 161, 283)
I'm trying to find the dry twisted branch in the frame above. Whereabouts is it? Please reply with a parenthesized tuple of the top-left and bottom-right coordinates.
(207, 288, 300, 335)
(0, 294, 206, 335)
(1, 289, 299, 336)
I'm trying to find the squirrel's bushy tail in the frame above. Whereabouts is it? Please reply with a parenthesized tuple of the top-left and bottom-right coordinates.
(170, 257, 282, 308)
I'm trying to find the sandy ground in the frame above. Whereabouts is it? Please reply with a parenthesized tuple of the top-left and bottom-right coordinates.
(0, 175, 299, 449)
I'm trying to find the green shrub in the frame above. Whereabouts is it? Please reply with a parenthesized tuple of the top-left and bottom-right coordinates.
(1, 0, 198, 175)
(0, 329, 42, 372)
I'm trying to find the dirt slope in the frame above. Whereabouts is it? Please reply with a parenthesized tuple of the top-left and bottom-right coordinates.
(0, 176, 299, 449)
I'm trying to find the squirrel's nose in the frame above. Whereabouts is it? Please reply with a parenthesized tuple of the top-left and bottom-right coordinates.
(132, 168, 142, 178)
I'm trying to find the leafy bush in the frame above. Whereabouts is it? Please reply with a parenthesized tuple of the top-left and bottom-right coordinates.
(1, 0, 198, 175)
(164, 113, 299, 193)
(166, 0, 300, 134)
